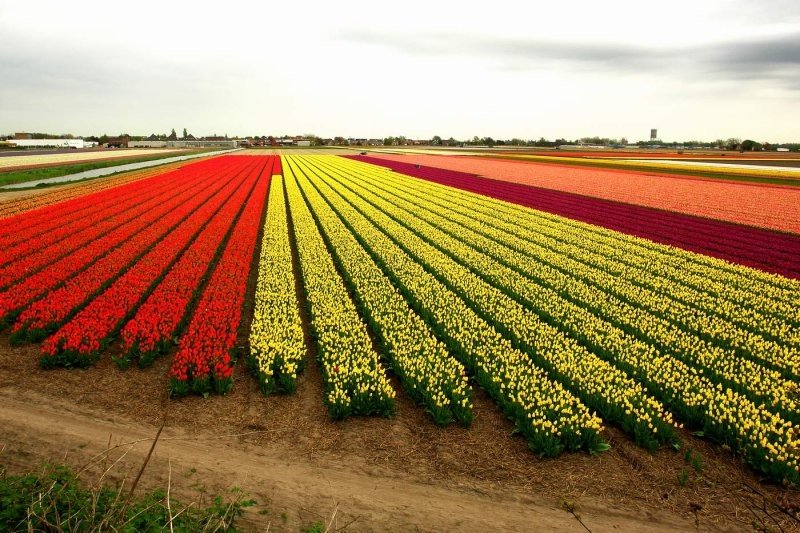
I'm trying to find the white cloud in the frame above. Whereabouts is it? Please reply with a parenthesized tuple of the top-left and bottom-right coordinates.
(1, 0, 798, 141)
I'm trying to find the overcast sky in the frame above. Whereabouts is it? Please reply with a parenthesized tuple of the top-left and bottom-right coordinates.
(1, 1, 798, 142)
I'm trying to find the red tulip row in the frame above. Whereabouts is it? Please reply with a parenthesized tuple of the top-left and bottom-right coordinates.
(0, 167, 180, 261)
(39, 158, 263, 367)
(0, 157, 224, 246)
(0, 166, 225, 290)
(6, 161, 247, 340)
(120, 157, 276, 368)
(169, 168, 272, 395)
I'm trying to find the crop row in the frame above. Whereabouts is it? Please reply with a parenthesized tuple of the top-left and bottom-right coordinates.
(169, 164, 272, 395)
(248, 175, 307, 394)
(324, 158, 799, 417)
(289, 155, 638, 455)
(348, 156, 800, 326)
(301, 155, 798, 483)
(286, 158, 474, 426)
(0, 163, 183, 258)
(120, 158, 275, 369)
(352, 165, 800, 355)
(0, 161, 240, 290)
(39, 158, 265, 367)
(0, 160, 194, 221)
(354, 152, 800, 234)
(347, 156, 800, 279)
(283, 161, 396, 419)
(0, 157, 219, 246)
(5, 161, 246, 342)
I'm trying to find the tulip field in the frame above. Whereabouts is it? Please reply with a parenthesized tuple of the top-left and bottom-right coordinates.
(1, 152, 798, 486)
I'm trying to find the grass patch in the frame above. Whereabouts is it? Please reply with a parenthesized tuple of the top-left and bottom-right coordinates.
(0, 463, 255, 531)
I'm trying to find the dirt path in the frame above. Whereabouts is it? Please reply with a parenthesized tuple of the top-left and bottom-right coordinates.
(0, 390, 696, 532)
(0, 331, 797, 532)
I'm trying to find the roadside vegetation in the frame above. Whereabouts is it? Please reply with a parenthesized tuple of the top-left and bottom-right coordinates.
(0, 462, 255, 532)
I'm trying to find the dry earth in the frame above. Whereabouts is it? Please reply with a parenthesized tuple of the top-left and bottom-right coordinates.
(1, 333, 798, 532)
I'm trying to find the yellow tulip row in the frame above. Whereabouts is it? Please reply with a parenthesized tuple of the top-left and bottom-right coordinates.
(295, 155, 675, 454)
(283, 163, 395, 419)
(362, 165, 800, 358)
(309, 155, 799, 483)
(284, 157, 473, 426)
(248, 175, 306, 395)
(324, 160, 798, 418)
(462, 186, 800, 321)
(344, 158, 800, 350)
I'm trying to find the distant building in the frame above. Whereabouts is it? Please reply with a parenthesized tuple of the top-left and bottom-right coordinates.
(14, 132, 32, 140)
(650, 128, 658, 140)
(103, 135, 129, 148)
(128, 141, 168, 148)
(7, 138, 97, 149)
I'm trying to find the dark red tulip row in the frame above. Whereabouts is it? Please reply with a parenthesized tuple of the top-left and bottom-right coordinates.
(345, 155, 800, 279)
(39, 157, 264, 367)
(0, 162, 235, 290)
(169, 165, 272, 396)
(0, 158, 221, 246)
(6, 160, 248, 340)
(120, 157, 276, 367)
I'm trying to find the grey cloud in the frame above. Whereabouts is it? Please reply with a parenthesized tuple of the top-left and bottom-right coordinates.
(339, 29, 800, 87)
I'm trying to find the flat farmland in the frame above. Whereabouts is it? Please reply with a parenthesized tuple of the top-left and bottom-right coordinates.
(362, 152, 800, 233)
(0, 148, 180, 171)
(0, 153, 797, 530)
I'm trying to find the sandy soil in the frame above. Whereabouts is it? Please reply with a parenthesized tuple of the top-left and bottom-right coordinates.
(0, 333, 797, 531)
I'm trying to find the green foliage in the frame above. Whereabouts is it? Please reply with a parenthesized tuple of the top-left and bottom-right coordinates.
(678, 467, 689, 487)
(0, 463, 254, 532)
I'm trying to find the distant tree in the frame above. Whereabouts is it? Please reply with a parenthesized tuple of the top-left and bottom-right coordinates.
(446, 137, 458, 146)
(725, 137, 742, 151)
(763, 142, 772, 151)
(431, 135, 442, 146)
(741, 139, 762, 151)
(620, 137, 628, 146)
(397, 136, 407, 145)
(182, 128, 188, 139)
(168, 128, 178, 141)
(383, 137, 394, 146)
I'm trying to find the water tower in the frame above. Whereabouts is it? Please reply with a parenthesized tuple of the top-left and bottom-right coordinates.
(650, 128, 658, 141)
